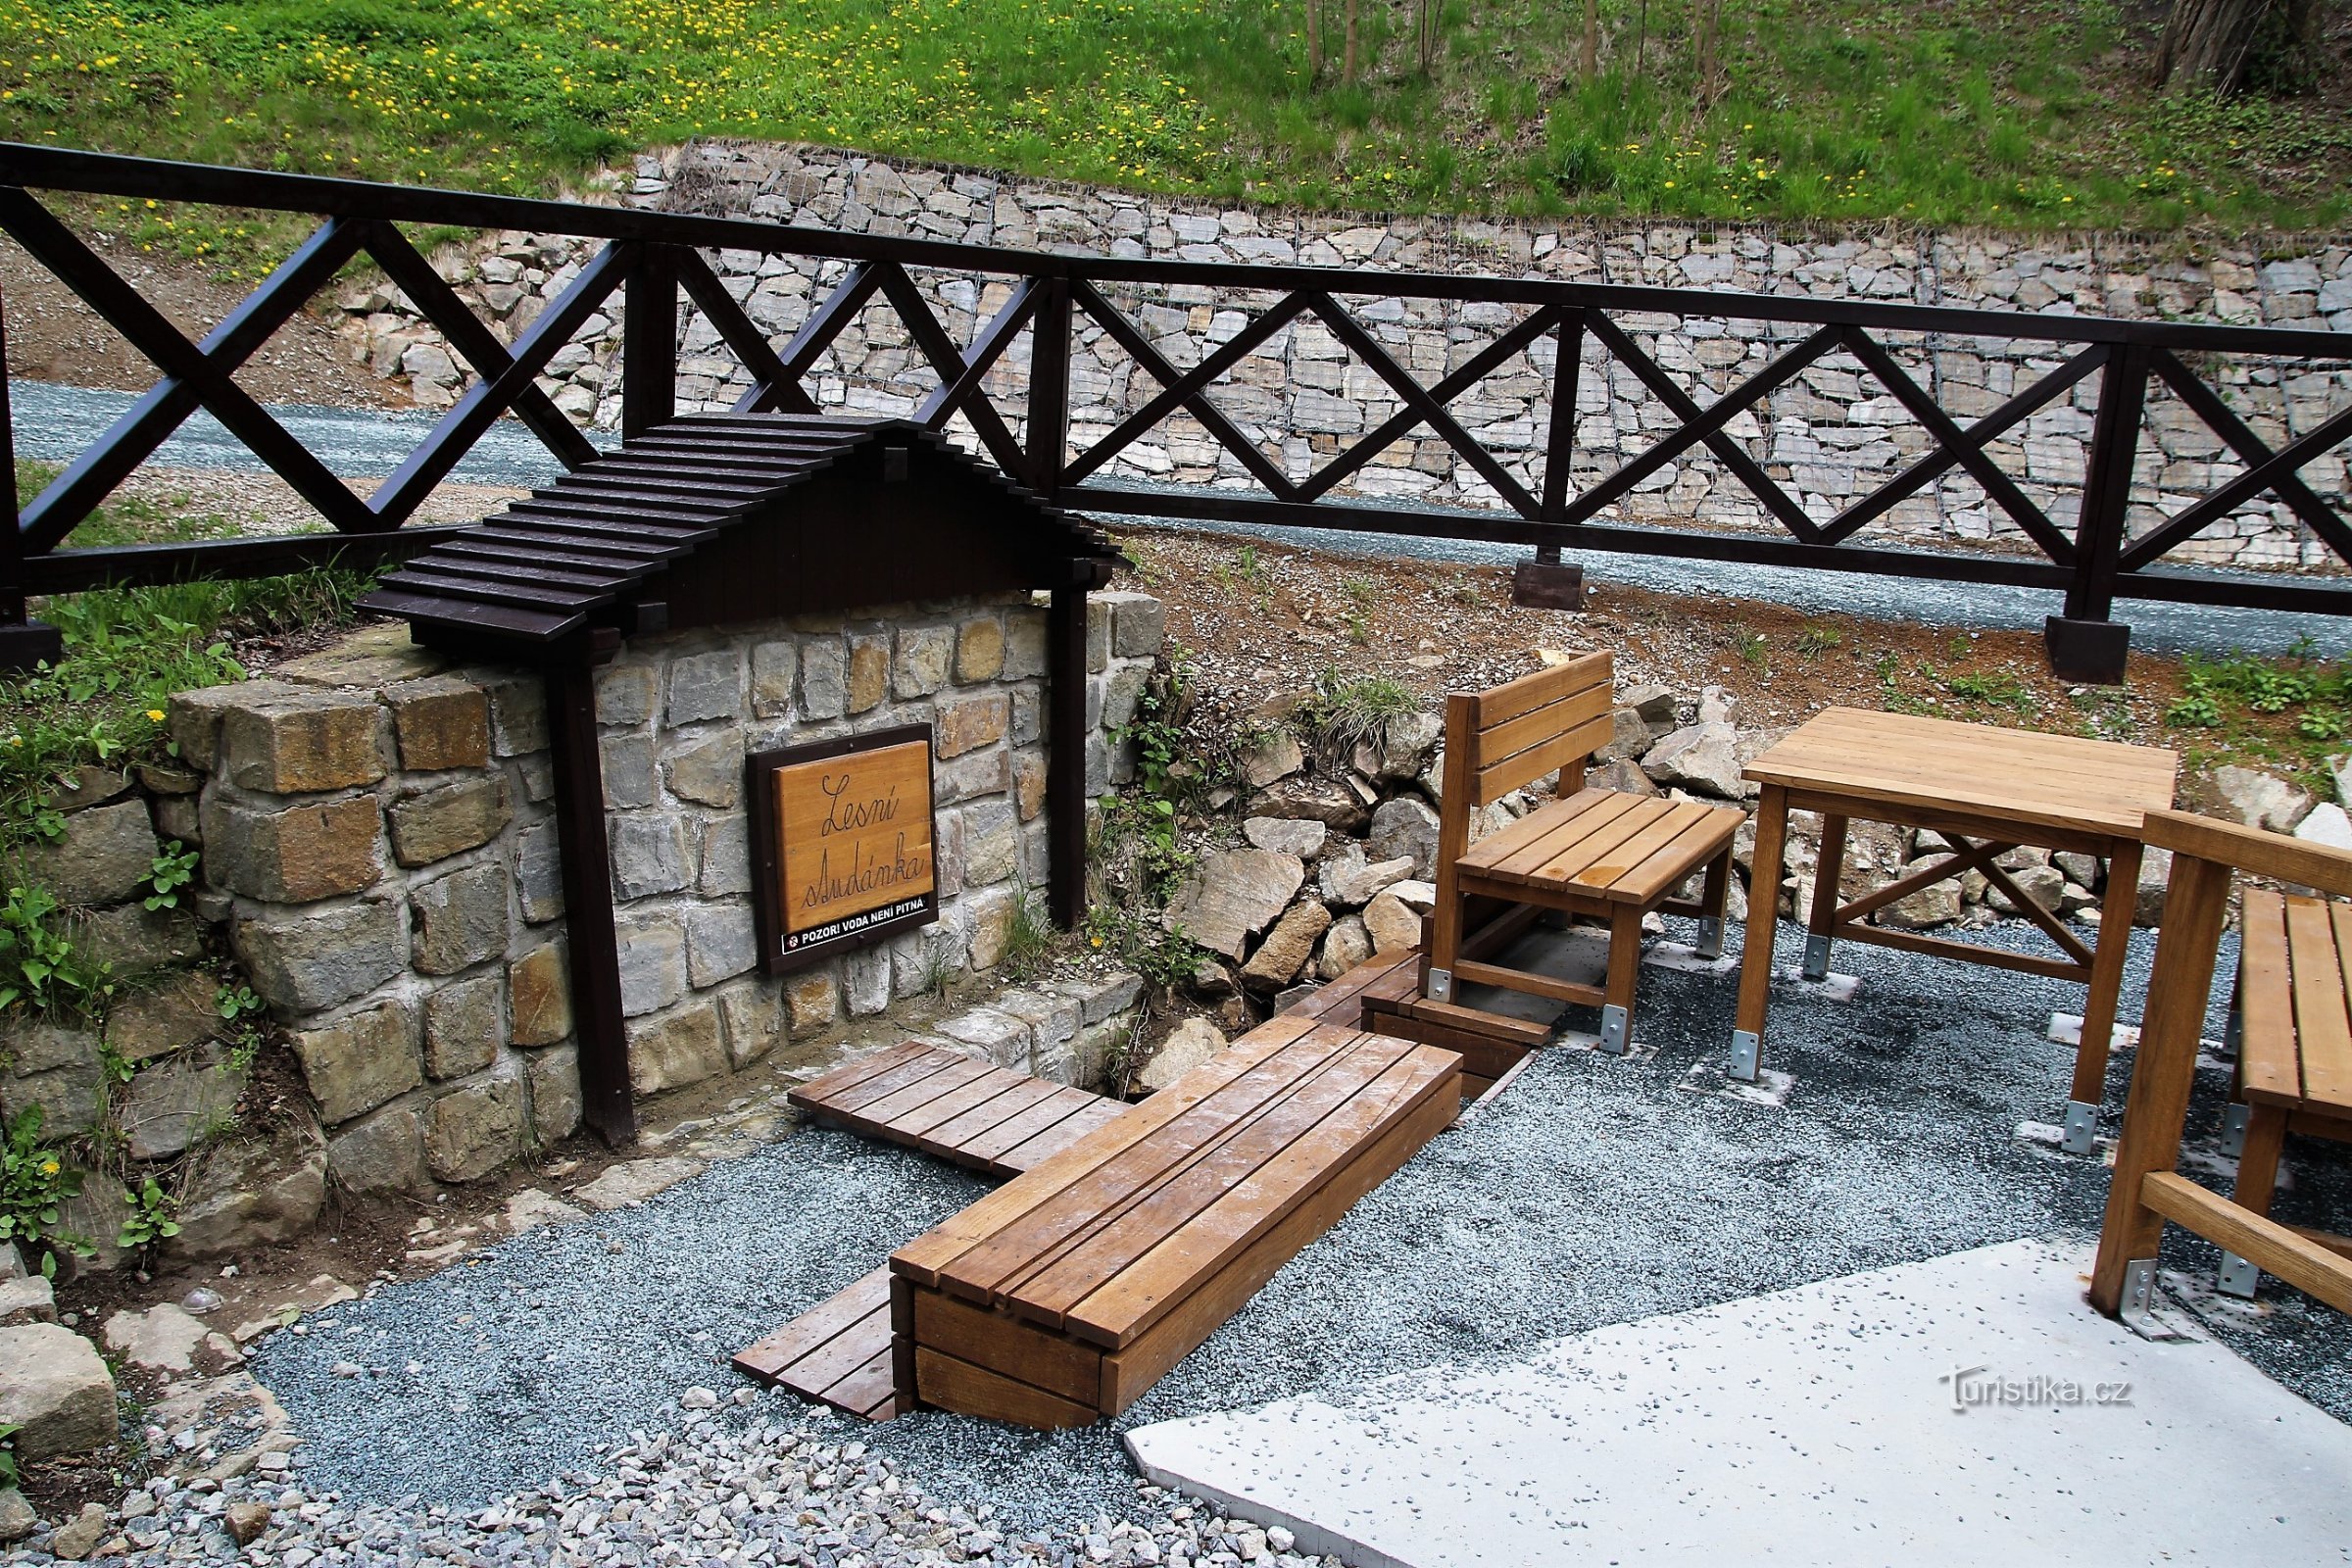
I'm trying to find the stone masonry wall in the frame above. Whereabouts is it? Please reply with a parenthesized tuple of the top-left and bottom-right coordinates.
(340, 141, 2351, 574)
(145, 589, 1162, 1206)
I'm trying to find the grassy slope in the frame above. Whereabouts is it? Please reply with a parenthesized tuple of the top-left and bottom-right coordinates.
(3, 0, 2346, 267)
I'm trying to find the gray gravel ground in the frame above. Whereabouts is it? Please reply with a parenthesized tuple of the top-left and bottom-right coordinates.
(225, 914, 2349, 1547)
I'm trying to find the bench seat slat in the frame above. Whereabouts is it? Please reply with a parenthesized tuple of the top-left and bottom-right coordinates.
(2239, 890, 2303, 1105)
(2308, 903, 2352, 1109)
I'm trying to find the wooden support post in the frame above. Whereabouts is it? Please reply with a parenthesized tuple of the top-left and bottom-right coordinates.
(621, 242, 678, 439)
(1026, 274, 1071, 498)
(1518, 307, 1587, 596)
(1046, 580, 1090, 931)
(0, 291, 60, 671)
(544, 653, 638, 1148)
(2048, 344, 2147, 685)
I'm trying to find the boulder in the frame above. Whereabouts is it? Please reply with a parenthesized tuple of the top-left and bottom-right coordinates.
(0, 1323, 115, 1459)
(1240, 902, 1333, 994)
(1317, 915, 1375, 980)
(1593, 708, 1654, 764)
(1316, 849, 1413, 908)
(574, 1156, 704, 1211)
(2294, 802, 2352, 851)
(1244, 776, 1371, 834)
(48, 1502, 108, 1561)
(1238, 729, 1303, 789)
(2211, 765, 2315, 834)
(1388, 879, 1439, 914)
(101, 1303, 210, 1374)
(1987, 863, 2067, 916)
(1361, 890, 1423, 953)
(1163, 849, 1305, 961)
(17, 799, 158, 907)
(1698, 684, 1738, 724)
(1586, 758, 1658, 797)
(170, 1136, 328, 1258)
(1365, 796, 1441, 877)
(1617, 682, 1677, 728)
(0, 1278, 53, 1329)
(119, 1048, 247, 1160)
(1137, 1017, 1226, 1094)
(1243, 817, 1327, 859)
(1360, 710, 1442, 781)
(1874, 859, 1962, 930)
(1641, 722, 1742, 799)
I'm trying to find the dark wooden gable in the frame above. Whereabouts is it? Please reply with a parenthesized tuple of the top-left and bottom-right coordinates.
(362, 415, 1121, 654)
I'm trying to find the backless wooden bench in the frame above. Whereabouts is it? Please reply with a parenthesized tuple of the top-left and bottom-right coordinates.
(887, 1015, 1461, 1427)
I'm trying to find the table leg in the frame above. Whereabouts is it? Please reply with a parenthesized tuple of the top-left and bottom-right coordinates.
(1730, 783, 1788, 1082)
(2064, 839, 2143, 1153)
(1805, 812, 1849, 981)
(1600, 906, 1642, 1054)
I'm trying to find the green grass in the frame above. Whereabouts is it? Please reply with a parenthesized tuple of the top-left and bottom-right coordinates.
(0, 462, 373, 833)
(4, 0, 2345, 273)
(2161, 641, 2352, 796)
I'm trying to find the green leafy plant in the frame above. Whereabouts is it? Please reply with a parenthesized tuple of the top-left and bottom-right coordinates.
(1944, 669, 2032, 712)
(117, 1178, 181, 1251)
(0, 1423, 20, 1490)
(2167, 692, 2225, 728)
(1737, 631, 1769, 670)
(0, 886, 111, 1017)
(1794, 623, 1843, 659)
(216, 983, 269, 1073)
(1304, 669, 1416, 757)
(0, 1107, 91, 1278)
(145, 841, 199, 911)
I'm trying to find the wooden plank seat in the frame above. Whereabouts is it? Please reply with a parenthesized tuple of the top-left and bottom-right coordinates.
(888, 1017, 1461, 1428)
(1280, 950, 1533, 1102)
(789, 1041, 1128, 1178)
(732, 1267, 902, 1421)
(1430, 653, 1744, 1054)
(2215, 886, 2352, 1295)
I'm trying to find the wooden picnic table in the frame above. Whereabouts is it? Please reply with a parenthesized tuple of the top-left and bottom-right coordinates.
(1733, 707, 2178, 1149)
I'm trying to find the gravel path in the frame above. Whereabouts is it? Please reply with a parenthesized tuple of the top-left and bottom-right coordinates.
(19, 914, 2342, 1565)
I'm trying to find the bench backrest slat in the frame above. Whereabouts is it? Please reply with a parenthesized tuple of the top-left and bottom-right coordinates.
(1458, 651, 1613, 808)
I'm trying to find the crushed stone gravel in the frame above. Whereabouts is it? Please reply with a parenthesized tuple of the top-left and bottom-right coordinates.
(40, 916, 2340, 1566)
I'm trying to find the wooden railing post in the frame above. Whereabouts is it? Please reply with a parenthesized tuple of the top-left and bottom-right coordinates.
(2047, 343, 2148, 685)
(1026, 272, 1072, 497)
(621, 241, 679, 438)
(0, 289, 60, 670)
(1515, 306, 1587, 610)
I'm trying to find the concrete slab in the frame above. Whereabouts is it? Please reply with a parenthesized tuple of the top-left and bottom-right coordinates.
(1125, 1238, 2352, 1568)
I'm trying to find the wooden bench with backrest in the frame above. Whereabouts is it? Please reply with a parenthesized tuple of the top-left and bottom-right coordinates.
(1427, 653, 1745, 1054)
(887, 1015, 1460, 1427)
(2090, 809, 2352, 1321)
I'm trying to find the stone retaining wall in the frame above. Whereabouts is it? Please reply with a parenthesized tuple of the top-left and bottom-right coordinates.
(341, 141, 2351, 574)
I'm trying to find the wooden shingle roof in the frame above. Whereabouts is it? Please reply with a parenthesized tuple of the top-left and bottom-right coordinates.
(360, 414, 1121, 650)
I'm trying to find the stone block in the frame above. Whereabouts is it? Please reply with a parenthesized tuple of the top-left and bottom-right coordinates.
(937, 1006, 1031, 1069)
(75, 904, 202, 976)
(202, 794, 381, 904)
(388, 777, 510, 868)
(614, 916, 688, 1016)
(235, 899, 406, 1013)
(42, 766, 131, 814)
(799, 639, 849, 719)
(698, 814, 752, 896)
(104, 970, 220, 1063)
(1366, 797, 1442, 877)
(273, 620, 443, 689)
(119, 1048, 245, 1160)
(938, 745, 1012, 805)
(665, 651, 743, 727)
(1318, 914, 1375, 979)
(626, 1003, 727, 1097)
(784, 967, 839, 1036)
(386, 676, 491, 771)
(326, 1102, 425, 1194)
(685, 902, 758, 988)
(609, 815, 691, 901)
(937, 695, 1009, 759)
(964, 884, 1023, 970)
(291, 1001, 419, 1125)
(751, 641, 798, 718)
(893, 624, 955, 699)
(1085, 596, 1110, 672)
(518, 822, 565, 923)
(20, 799, 160, 907)
(482, 674, 548, 757)
(847, 635, 889, 712)
(663, 728, 744, 808)
(961, 800, 1021, 887)
(1241, 901, 1333, 993)
(171, 1134, 326, 1256)
(509, 943, 572, 1047)
(1164, 848, 1305, 960)
(220, 685, 387, 794)
(425, 1065, 524, 1183)
(717, 983, 784, 1069)
(0, 1323, 117, 1460)
(601, 733, 658, 808)
(523, 1045, 582, 1144)
(1102, 591, 1167, 658)
(1004, 609, 1048, 679)
(0, 1277, 54, 1328)
(955, 616, 1004, 683)
(842, 944, 891, 1016)
(1013, 749, 1047, 821)
(410, 861, 512, 974)
(595, 664, 658, 726)
(164, 684, 248, 771)
(422, 970, 503, 1079)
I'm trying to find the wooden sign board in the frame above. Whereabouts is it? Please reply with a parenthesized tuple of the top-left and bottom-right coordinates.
(748, 724, 938, 972)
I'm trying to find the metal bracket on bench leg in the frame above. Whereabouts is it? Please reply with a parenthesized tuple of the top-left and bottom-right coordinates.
(2217, 1251, 2261, 1298)
(1426, 967, 1453, 1004)
(1693, 917, 1724, 959)
(1800, 934, 1831, 982)
(2219, 1102, 2250, 1158)
(2116, 1257, 2163, 1333)
(2060, 1100, 2100, 1155)
(1599, 1004, 1630, 1055)
(1728, 1029, 1760, 1082)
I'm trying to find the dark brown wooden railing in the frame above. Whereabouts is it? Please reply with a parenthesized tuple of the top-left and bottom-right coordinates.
(3, 141, 2348, 679)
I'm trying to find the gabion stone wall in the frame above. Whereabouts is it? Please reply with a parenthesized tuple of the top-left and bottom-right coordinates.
(339, 141, 2350, 574)
(153, 589, 1161, 1200)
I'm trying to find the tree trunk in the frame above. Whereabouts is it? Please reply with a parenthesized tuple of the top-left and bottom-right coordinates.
(1344, 0, 1360, 85)
(2153, 0, 2273, 92)
(1418, 0, 1438, 74)
(1307, 0, 1324, 79)
(1693, 0, 1722, 103)
(1581, 0, 1599, 81)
